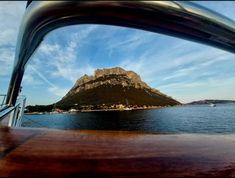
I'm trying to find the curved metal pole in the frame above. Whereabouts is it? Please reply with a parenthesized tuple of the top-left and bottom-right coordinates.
(6, 1, 235, 105)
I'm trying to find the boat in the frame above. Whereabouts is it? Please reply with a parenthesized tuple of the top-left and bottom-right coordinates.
(124, 107, 133, 111)
(1, 1, 235, 177)
(210, 103, 216, 107)
(69, 108, 78, 113)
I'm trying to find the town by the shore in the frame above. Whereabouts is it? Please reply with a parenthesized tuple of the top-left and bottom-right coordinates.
(25, 104, 175, 115)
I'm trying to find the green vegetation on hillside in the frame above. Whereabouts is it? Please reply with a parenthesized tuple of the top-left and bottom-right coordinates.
(56, 84, 180, 110)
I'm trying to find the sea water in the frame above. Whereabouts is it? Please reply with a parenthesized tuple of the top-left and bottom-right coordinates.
(22, 104, 235, 133)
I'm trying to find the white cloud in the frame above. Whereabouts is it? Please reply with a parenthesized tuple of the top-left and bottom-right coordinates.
(22, 73, 43, 86)
(0, 48, 14, 76)
(31, 25, 99, 84)
(159, 74, 235, 103)
(161, 50, 234, 82)
(36, 41, 95, 83)
(0, 2, 26, 46)
(48, 86, 68, 97)
(22, 25, 99, 99)
(120, 39, 234, 84)
(28, 65, 56, 88)
(23, 65, 69, 97)
(104, 30, 156, 57)
(0, 2, 26, 78)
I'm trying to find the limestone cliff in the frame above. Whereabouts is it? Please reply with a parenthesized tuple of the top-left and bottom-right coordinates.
(57, 67, 180, 109)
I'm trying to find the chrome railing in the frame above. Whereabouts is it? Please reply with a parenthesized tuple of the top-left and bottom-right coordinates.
(0, 95, 26, 127)
(0, 94, 7, 109)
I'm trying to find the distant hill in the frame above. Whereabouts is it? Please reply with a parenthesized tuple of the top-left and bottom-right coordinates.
(56, 67, 180, 110)
(187, 99, 235, 105)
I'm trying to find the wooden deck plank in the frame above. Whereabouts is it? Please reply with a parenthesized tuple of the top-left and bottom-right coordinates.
(0, 127, 235, 177)
(0, 126, 42, 157)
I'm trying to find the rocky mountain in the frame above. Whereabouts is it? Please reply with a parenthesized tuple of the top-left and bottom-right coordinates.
(56, 67, 180, 110)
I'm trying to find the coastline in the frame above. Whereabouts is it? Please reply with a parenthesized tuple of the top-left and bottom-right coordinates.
(24, 105, 180, 115)
(80, 106, 163, 112)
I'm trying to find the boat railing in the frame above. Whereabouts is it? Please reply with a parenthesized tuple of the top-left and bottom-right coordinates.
(0, 94, 7, 109)
(0, 95, 26, 127)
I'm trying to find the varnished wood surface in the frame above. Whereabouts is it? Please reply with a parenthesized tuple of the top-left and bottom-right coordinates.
(1, 126, 235, 177)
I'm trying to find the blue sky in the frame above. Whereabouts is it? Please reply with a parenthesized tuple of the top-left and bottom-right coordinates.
(1, 1, 235, 105)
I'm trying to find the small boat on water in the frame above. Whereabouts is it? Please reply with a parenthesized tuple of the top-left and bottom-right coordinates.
(210, 103, 216, 107)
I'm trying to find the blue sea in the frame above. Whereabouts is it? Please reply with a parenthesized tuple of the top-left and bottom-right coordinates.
(22, 104, 235, 133)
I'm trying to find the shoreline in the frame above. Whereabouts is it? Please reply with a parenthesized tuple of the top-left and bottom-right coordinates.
(80, 106, 163, 112)
(25, 105, 180, 115)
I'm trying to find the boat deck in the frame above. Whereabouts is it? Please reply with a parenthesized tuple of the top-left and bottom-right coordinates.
(0, 126, 235, 177)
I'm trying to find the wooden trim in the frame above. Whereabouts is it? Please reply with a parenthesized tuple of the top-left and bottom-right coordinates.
(1, 127, 235, 177)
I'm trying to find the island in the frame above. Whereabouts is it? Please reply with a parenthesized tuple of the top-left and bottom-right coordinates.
(25, 67, 181, 113)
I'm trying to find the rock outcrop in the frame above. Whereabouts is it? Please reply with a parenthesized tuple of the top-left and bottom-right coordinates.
(57, 67, 180, 109)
